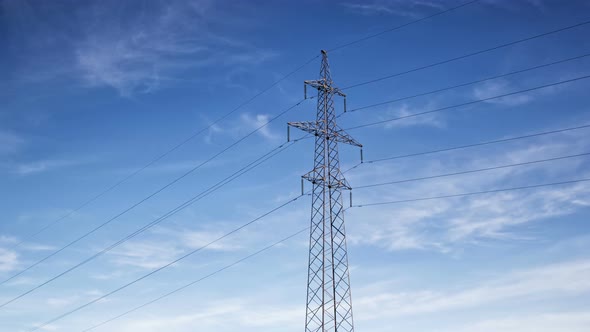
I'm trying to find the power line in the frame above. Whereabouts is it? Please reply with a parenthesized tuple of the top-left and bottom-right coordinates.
(27, 194, 309, 332)
(344, 52, 590, 114)
(342, 124, 590, 174)
(2, 142, 284, 305)
(0, 99, 309, 302)
(4, 2, 492, 287)
(352, 178, 590, 207)
(10, 54, 586, 295)
(8, 0, 475, 250)
(344, 74, 590, 131)
(341, 19, 590, 90)
(328, 0, 481, 52)
(80, 227, 310, 332)
(356, 152, 590, 189)
(0, 133, 309, 309)
(1, 0, 481, 306)
(41, 178, 590, 331)
(1, 138, 303, 308)
(7, 57, 319, 253)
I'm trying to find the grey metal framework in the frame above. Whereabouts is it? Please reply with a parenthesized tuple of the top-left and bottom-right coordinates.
(289, 50, 361, 332)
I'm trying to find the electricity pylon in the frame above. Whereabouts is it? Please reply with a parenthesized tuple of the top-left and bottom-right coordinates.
(289, 50, 361, 332)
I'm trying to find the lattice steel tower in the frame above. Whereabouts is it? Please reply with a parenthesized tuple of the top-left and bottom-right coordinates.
(289, 50, 362, 332)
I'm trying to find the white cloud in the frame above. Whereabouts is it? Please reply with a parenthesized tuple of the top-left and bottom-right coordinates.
(239, 113, 279, 140)
(342, 0, 444, 18)
(383, 103, 446, 129)
(107, 298, 302, 332)
(0, 248, 19, 272)
(355, 259, 590, 319)
(445, 312, 590, 332)
(204, 123, 224, 144)
(0, 130, 25, 155)
(347, 126, 590, 251)
(73, 1, 277, 96)
(473, 79, 534, 106)
(181, 230, 242, 251)
(46, 295, 80, 309)
(11, 158, 89, 175)
(108, 241, 185, 270)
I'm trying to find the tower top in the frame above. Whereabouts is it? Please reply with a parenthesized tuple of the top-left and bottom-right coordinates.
(321, 49, 327, 55)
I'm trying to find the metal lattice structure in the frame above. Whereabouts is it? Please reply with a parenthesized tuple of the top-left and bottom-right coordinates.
(289, 50, 362, 332)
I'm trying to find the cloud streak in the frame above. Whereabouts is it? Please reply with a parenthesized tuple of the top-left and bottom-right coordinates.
(356, 259, 590, 319)
(73, 1, 277, 95)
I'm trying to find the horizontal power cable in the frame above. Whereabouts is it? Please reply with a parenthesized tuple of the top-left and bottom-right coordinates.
(341, 19, 590, 90)
(328, 0, 481, 52)
(0, 100, 311, 307)
(28, 193, 310, 332)
(352, 178, 590, 207)
(344, 74, 590, 131)
(356, 152, 590, 189)
(80, 227, 310, 332)
(344, 52, 590, 114)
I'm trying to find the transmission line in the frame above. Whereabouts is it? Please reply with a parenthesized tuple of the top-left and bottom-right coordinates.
(0, 100, 310, 305)
(344, 74, 590, 131)
(356, 152, 590, 189)
(27, 194, 309, 332)
(7, 57, 318, 253)
(342, 124, 590, 174)
(341, 19, 590, 90)
(36, 178, 590, 331)
(9, 66, 588, 298)
(328, 0, 481, 52)
(344, 52, 590, 114)
(80, 227, 310, 332)
(352, 178, 590, 207)
(1, 0, 483, 303)
(8, 0, 474, 251)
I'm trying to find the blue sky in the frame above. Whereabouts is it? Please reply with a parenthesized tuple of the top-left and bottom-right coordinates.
(1, 0, 590, 331)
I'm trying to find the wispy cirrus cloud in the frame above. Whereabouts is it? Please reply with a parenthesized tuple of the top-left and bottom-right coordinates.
(355, 259, 590, 319)
(346, 125, 590, 251)
(73, 1, 277, 96)
(444, 311, 590, 332)
(108, 298, 301, 332)
(0, 248, 19, 273)
(473, 79, 535, 106)
(342, 0, 444, 18)
(107, 240, 185, 270)
(11, 158, 89, 175)
(383, 102, 447, 129)
(239, 113, 281, 140)
(202, 112, 281, 143)
(0, 130, 25, 155)
(4, 1, 277, 96)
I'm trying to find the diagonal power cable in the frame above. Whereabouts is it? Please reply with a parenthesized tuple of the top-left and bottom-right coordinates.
(7, 56, 319, 253)
(341, 19, 590, 90)
(0, 99, 310, 301)
(356, 152, 590, 189)
(28, 193, 310, 332)
(344, 74, 590, 131)
(352, 178, 590, 207)
(343, 52, 590, 114)
(343, 123, 590, 173)
(9, 0, 478, 251)
(80, 227, 310, 332)
(328, 0, 482, 52)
